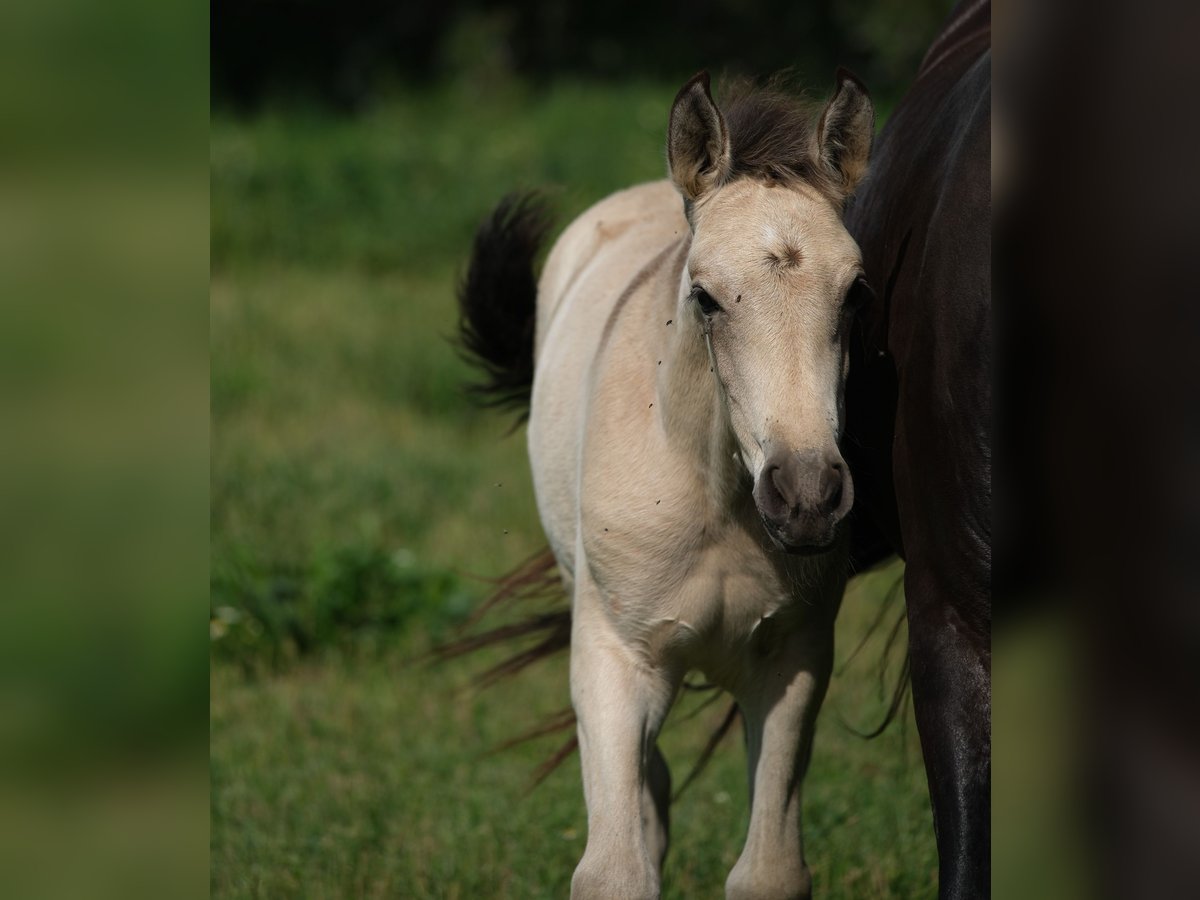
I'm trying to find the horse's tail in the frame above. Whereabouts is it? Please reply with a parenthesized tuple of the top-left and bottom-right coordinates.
(837, 562, 912, 739)
(428, 548, 579, 790)
(447, 195, 575, 786)
(457, 192, 553, 420)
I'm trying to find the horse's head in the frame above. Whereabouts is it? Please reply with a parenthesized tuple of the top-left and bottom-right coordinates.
(667, 71, 875, 553)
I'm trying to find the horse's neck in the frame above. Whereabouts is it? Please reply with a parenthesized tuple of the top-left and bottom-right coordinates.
(655, 272, 742, 506)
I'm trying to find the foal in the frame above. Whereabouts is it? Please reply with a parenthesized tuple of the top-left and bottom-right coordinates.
(461, 71, 873, 899)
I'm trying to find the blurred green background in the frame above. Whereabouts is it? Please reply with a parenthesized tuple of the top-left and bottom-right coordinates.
(211, 2, 951, 897)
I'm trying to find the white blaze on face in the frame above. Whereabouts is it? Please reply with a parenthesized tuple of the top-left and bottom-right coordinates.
(688, 179, 863, 483)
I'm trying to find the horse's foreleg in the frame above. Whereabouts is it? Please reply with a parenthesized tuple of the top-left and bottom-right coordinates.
(725, 625, 834, 900)
(570, 596, 676, 900)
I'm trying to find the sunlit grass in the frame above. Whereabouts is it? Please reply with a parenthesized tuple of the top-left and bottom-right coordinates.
(211, 565, 933, 899)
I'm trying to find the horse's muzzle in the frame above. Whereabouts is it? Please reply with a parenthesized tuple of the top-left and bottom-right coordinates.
(753, 448, 854, 552)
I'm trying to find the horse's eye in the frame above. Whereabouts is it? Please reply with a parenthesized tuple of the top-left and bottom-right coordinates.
(844, 276, 875, 313)
(693, 288, 723, 317)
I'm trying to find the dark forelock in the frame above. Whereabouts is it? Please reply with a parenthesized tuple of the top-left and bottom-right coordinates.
(720, 77, 840, 203)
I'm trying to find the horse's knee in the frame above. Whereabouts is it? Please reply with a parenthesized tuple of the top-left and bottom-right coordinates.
(726, 859, 812, 900)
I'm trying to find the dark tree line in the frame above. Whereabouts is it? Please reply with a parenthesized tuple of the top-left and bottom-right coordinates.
(212, 0, 953, 111)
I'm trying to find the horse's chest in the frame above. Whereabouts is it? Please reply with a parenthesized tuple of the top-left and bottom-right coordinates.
(581, 515, 813, 670)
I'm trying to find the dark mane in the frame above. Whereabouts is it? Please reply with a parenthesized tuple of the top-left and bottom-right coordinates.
(720, 77, 840, 203)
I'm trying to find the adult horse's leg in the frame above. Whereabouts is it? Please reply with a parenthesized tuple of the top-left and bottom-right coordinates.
(570, 578, 677, 900)
(892, 320, 991, 898)
(725, 622, 835, 900)
(903, 562, 990, 899)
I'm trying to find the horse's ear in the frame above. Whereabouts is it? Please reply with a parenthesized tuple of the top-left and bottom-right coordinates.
(815, 68, 874, 199)
(668, 71, 732, 202)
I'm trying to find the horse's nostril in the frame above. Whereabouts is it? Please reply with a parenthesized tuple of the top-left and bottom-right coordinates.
(757, 451, 851, 524)
(821, 465, 844, 514)
(768, 465, 787, 502)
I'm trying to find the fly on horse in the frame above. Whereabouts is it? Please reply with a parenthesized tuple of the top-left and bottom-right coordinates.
(458, 71, 874, 899)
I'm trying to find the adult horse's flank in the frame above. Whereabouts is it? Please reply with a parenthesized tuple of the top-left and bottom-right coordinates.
(843, 0, 992, 897)
(459, 72, 873, 899)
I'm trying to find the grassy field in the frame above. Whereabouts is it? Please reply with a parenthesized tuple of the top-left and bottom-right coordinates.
(210, 80, 934, 898)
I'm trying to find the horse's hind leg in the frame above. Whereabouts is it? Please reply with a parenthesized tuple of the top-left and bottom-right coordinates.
(903, 561, 990, 900)
(725, 622, 835, 900)
(891, 333, 991, 899)
(570, 588, 677, 900)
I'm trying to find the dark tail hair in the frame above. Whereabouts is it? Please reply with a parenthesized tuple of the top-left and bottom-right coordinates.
(457, 192, 553, 421)
(432, 549, 570, 688)
(428, 549, 578, 790)
(837, 564, 912, 739)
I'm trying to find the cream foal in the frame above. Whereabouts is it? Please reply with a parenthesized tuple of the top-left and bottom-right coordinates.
(462, 70, 874, 899)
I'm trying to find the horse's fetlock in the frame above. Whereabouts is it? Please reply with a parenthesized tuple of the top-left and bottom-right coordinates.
(725, 860, 811, 900)
(571, 851, 659, 900)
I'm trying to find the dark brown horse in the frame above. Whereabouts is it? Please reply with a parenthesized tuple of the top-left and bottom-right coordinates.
(842, 1, 990, 898)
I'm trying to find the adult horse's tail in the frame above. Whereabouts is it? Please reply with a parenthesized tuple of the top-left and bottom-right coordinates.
(457, 193, 552, 420)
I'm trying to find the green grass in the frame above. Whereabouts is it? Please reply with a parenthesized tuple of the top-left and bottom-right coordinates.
(211, 82, 674, 666)
(211, 80, 934, 897)
(211, 568, 933, 900)
(211, 82, 673, 275)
